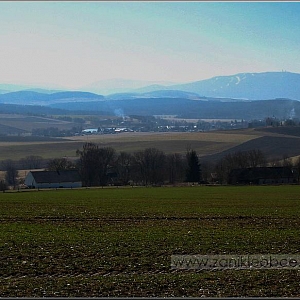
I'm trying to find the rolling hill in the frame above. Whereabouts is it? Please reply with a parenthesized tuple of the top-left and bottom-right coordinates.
(166, 71, 300, 100)
(201, 135, 300, 163)
(50, 98, 300, 120)
(1, 71, 300, 121)
(0, 91, 104, 105)
(105, 90, 201, 100)
(2, 71, 300, 101)
(79, 79, 177, 95)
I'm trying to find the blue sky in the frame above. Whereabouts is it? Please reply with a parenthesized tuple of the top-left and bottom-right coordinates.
(1, 1, 300, 88)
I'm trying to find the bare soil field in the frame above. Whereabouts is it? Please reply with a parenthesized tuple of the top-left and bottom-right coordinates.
(0, 129, 261, 161)
(0, 114, 76, 134)
(0, 140, 85, 161)
(255, 126, 300, 137)
(0, 127, 299, 162)
(66, 129, 262, 155)
(202, 135, 300, 163)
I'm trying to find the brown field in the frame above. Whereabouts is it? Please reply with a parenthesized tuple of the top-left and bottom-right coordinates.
(0, 140, 85, 160)
(254, 126, 300, 137)
(0, 129, 261, 161)
(0, 114, 76, 133)
(202, 135, 300, 162)
(66, 129, 262, 155)
(0, 126, 299, 163)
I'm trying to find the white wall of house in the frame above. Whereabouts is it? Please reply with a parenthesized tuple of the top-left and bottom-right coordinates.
(24, 172, 36, 188)
(24, 172, 82, 189)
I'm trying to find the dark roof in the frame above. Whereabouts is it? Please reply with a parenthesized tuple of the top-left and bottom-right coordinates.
(29, 170, 81, 183)
(229, 167, 293, 181)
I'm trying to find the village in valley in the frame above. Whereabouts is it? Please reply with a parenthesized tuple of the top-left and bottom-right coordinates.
(1, 118, 300, 191)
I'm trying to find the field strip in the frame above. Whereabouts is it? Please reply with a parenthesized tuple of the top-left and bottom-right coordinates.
(1, 269, 174, 280)
(66, 130, 262, 143)
(0, 216, 298, 222)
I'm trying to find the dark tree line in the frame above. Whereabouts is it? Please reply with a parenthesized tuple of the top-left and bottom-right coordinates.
(76, 143, 116, 186)
(6, 142, 299, 189)
(214, 149, 267, 184)
(0, 142, 199, 189)
(42, 149, 300, 186)
(72, 142, 202, 187)
(42, 148, 300, 186)
(47, 157, 76, 172)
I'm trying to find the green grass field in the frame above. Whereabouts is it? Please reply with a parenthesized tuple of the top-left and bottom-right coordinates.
(1, 185, 300, 297)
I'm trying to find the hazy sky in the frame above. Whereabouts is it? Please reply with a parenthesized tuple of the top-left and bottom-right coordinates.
(1, 1, 300, 89)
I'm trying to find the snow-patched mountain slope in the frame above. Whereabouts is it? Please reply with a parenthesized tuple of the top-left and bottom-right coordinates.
(168, 72, 300, 100)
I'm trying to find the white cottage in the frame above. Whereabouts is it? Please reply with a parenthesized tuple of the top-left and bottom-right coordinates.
(25, 170, 82, 189)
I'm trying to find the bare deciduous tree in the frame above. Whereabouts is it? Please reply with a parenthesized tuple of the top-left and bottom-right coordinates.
(116, 152, 133, 185)
(77, 143, 116, 186)
(47, 158, 75, 171)
(248, 149, 267, 168)
(281, 154, 293, 170)
(166, 153, 185, 184)
(19, 155, 43, 169)
(133, 148, 166, 185)
(214, 149, 267, 184)
(294, 156, 300, 183)
(1, 159, 18, 189)
(0, 180, 8, 192)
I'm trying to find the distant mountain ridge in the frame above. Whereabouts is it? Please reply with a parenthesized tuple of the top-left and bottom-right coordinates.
(1, 71, 300, 120)
(105, 90, 202, 100)
(79, 71, 300, 100)
(79, 79, 178, 95)
(0, 91, 104, 105)
(0, 83, 66, 94)
(0, 91, 299, 120)
(2, 71, 300, 100)
(168, 71, 300, 100)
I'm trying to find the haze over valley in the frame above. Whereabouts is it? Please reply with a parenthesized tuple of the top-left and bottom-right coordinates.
(1, 1, 300, 172)
(0, 71, 300, 122)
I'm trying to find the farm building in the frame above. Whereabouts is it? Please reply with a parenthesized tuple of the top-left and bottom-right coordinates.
(82, 128, 98, 134)
(24, 170, 82, 189)
(228, 167, 296, 185)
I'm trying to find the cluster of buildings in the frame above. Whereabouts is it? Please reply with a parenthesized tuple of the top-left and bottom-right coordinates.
(80, 127, 134, 135)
